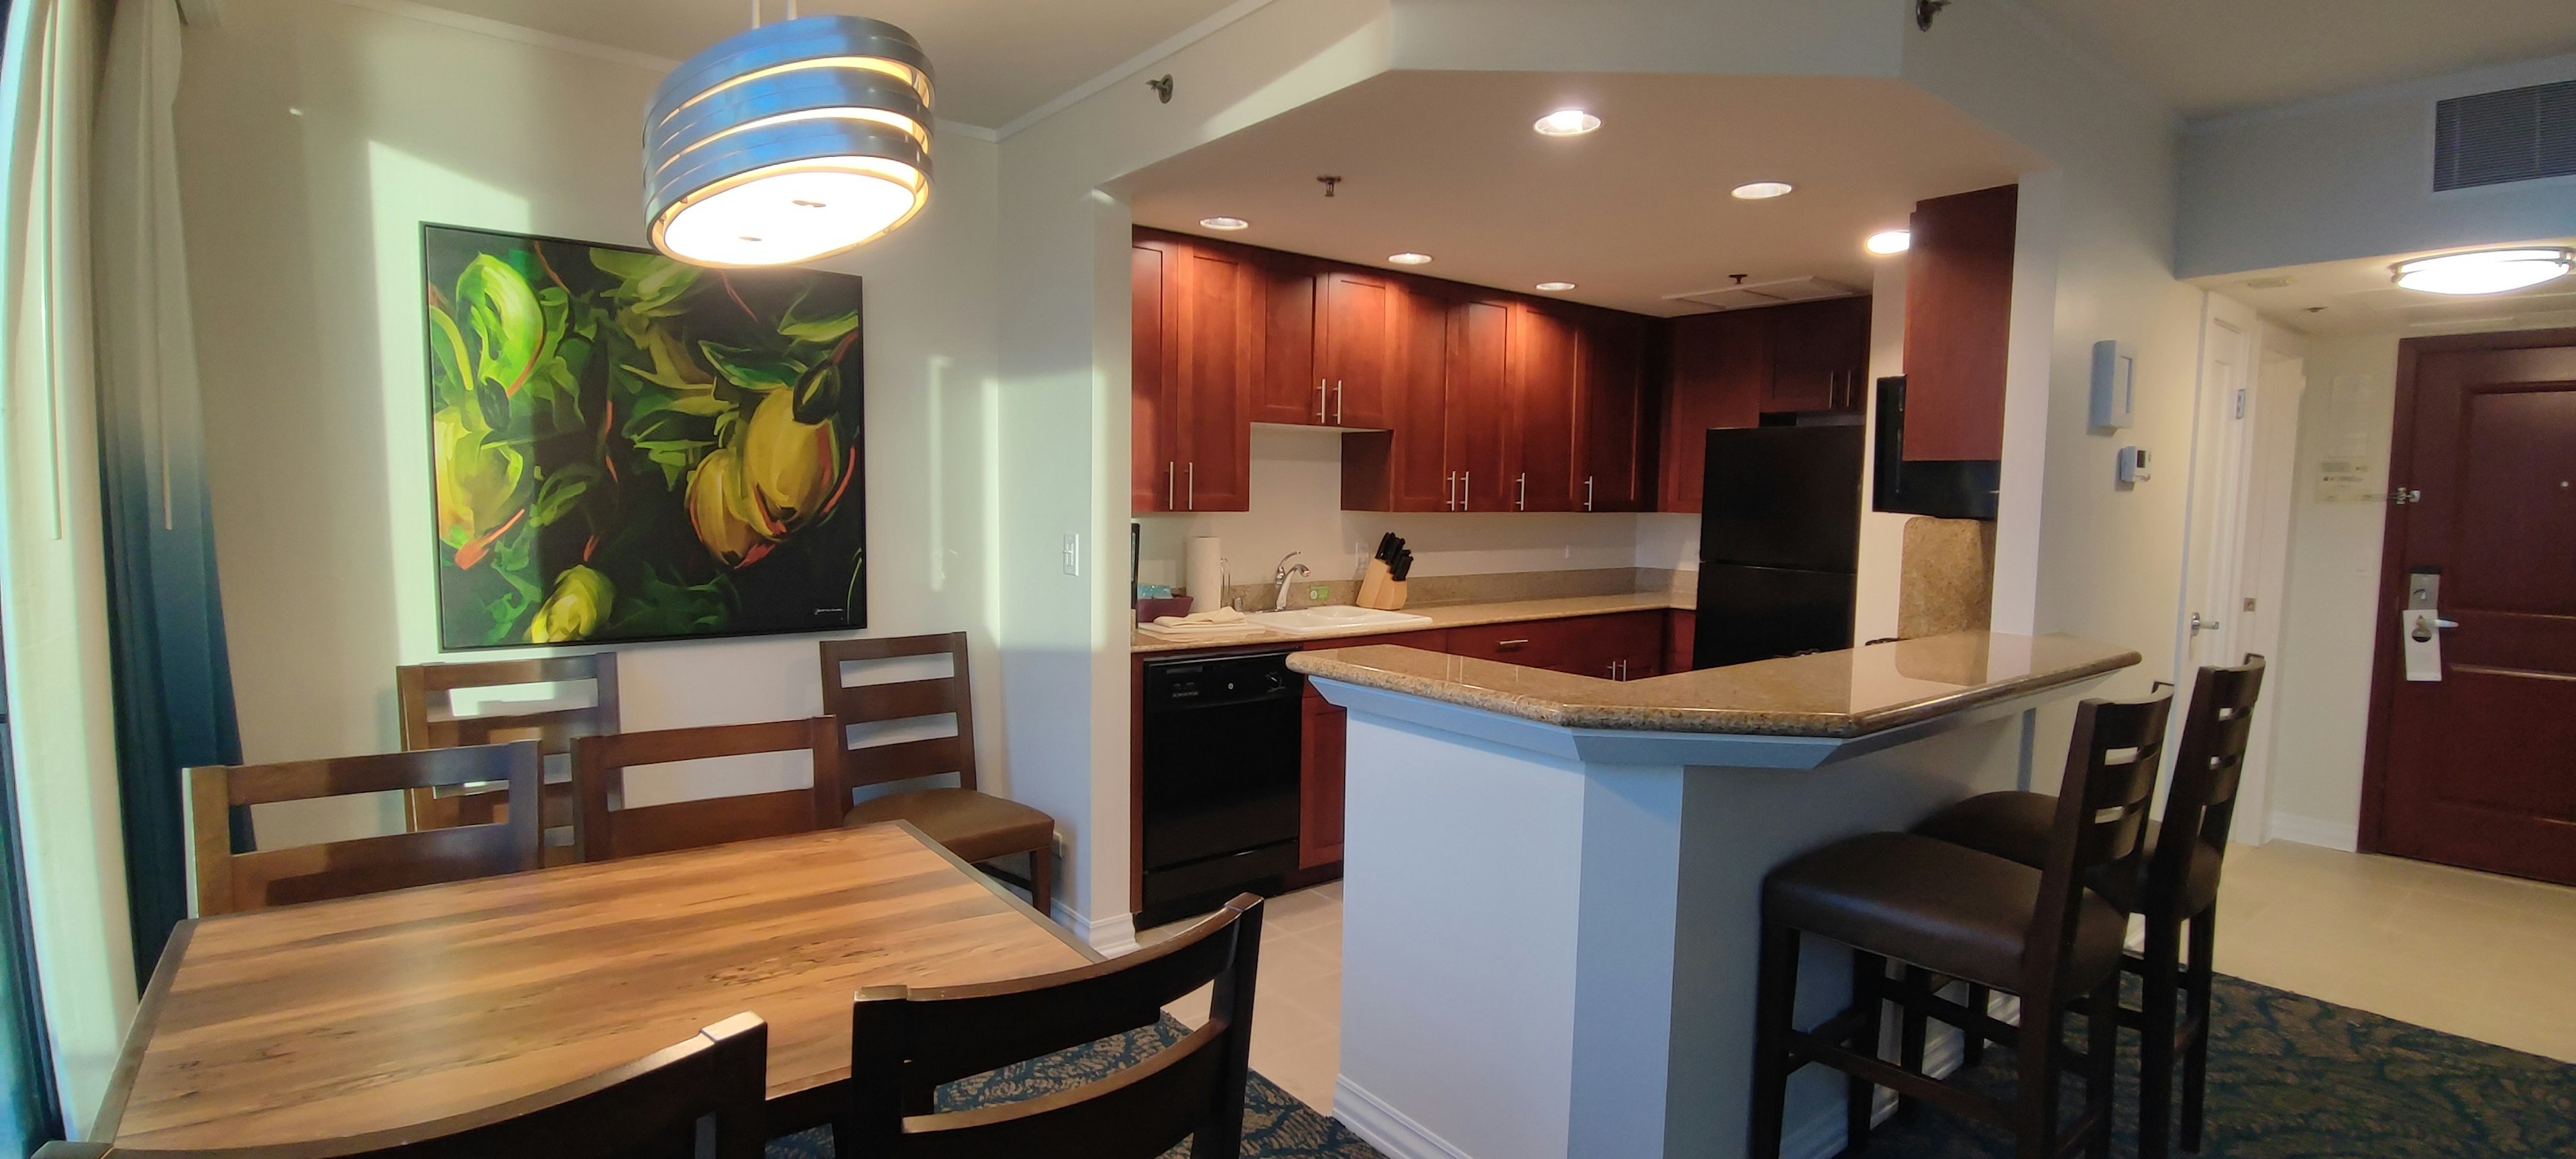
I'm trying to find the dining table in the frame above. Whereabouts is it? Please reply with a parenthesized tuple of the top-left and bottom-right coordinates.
(89, 820, 1099, 1147)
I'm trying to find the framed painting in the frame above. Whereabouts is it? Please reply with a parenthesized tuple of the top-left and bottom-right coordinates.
(421, 223, 866, 649)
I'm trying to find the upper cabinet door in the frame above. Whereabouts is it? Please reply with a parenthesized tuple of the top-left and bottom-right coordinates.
(1508, 303, 1580, 512)
(1132, 243, 1175, 513)
(1173, 243, 1256, 512)
(1252, 254, 1322, 425)
(1387, 283, 1455, 511)
(1659, 309, 1770, 513)
(1766, 297, 1872, 415)
(1902, 184, 2017, 460)
(1578, 311, 1651, 512)
(1448, 299, 1513, 512)
(1319, 272, 1395, 429)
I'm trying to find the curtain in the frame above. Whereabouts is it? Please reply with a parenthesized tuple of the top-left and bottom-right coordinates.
(0, 0, 144, 1142)
(91, 0, 238, 980)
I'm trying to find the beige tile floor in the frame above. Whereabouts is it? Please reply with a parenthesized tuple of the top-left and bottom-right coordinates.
(1146, 840, 2576, 1117)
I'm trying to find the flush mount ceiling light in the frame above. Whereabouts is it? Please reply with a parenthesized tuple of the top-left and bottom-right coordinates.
(1731, 181, 1794, 200)
(1536, 281, 1576, 292)
(1388, 252, 1434, 266)
(1866, 229, 1913, 255)
(645, 8, 933, 268)
(1532, 109, 1601, 136)
(1199, 216, 1251, 231)
(2391, 247, 2574, 295)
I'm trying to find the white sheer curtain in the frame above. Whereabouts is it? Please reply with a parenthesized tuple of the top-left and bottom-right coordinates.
(0, 0, 137, 1137)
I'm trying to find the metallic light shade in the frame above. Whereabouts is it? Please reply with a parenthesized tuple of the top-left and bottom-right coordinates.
(645, 15, 934, 268)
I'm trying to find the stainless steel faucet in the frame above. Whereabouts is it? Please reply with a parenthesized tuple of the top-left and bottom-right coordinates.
(1271, 552, 1311, 611)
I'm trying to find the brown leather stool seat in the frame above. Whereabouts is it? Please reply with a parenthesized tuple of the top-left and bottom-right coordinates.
(1915, 791, 2222, 917)
(845, 789, 1055, 866)
(1767, 832, 2129, 993)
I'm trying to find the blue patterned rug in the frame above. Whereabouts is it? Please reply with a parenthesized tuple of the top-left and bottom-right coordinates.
(767, 976, 2573, 1157)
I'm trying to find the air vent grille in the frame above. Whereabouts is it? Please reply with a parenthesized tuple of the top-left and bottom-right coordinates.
(1666, 276, 1858, 311)
(2433, 79, 2576, 191)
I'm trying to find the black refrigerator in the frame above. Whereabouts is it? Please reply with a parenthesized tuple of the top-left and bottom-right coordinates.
(1693, 425, 1866, 669)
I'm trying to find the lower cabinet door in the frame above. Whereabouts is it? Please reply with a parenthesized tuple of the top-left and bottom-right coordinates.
(1299, 688, 1346, 868)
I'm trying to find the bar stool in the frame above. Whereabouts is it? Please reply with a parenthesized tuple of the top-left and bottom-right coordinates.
(1750, 690, 2174, 1159)
(1911, 656, 2265, 1159)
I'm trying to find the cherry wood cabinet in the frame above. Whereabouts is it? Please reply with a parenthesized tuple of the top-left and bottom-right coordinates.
(1508, 302, 1582, 512)
(1133, 231, 1255, 512)
(1902, 184, 2017, 461)
(1253, 254, 1321, 425)
(1318, 272, 1398, 429)
(1765, 296, 1874, 415)
(1132, 244, 1173, 512)
(1580, 311, 1654, 512)
(1299, 686, 1346, 868)
(1664, 609, 1697, 675)
(1447, 298, 1516, 512)
(1660, 309, 1770, 514)
(1340, 282, 1459, 512)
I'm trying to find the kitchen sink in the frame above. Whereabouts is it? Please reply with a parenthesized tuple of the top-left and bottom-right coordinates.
(1244, 605, 1436, 637)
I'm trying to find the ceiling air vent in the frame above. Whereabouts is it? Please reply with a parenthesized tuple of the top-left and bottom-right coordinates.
(1666, 276, 1859, 311)
(2433, 78, 2575, 191)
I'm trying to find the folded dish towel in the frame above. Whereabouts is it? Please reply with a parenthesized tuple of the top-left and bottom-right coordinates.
(1137, 607, 1269, 642)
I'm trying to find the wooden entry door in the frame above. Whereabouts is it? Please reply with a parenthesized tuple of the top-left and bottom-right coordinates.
(2365, 328, 2576, 884)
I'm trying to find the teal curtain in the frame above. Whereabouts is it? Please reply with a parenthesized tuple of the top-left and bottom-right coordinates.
(0, 687, 61, 1153)
(92, 0, 240, 979)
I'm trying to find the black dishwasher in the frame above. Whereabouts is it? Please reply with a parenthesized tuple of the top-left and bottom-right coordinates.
(1139, 651, 1303, 928)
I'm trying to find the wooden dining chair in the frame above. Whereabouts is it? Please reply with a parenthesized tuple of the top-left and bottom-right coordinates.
(398, 653, 621, 867)
(186, 742, 543, 916)
(818, 634, 1059, 914)
(835, 893, 1263, 1158)
(571, 718, 843, 861)
(37, 1013, 767, 1159)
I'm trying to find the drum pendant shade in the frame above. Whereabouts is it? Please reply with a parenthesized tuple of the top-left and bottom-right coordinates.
(645, 15, 934, 267)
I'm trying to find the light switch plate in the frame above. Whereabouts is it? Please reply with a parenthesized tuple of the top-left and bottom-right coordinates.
(1061, 533, 1081, 575)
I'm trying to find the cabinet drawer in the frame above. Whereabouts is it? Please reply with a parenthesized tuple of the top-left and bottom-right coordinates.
(1446, 619, 1582, 669)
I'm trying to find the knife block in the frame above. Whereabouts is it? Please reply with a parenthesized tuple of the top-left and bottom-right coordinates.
(1356, 559, 1409, 610)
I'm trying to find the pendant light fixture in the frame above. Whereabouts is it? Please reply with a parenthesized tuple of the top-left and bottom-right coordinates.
(645, 2, 934, 268)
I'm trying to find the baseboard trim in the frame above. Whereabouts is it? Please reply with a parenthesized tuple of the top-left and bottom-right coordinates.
(2265, 812, 2359, 852)
(1050, 903, 1140, 957)
(1332, 1077, 1477, 1159)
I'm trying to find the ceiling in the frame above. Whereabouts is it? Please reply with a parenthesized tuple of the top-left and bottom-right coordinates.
(2015, 0, 2576, 119)
(1116, 72, 2043, 317)
(2200, 237, 2576, 335)
(398, 0, 1237, 129)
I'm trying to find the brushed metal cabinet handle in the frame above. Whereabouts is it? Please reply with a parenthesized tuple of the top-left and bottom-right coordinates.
(1517, 472, 1527, 511)
(1462, 471, 1470, 511)
(1317, 380, 1327, 423)
(1187, 461, 1195, 510)
(1336, 380, 1345, 425)
(1167, 461, 1175, 509)
(1447, 472, 1458, 510)
(1497, 639, 1529, 650)
(1585, 476, 1595, 512)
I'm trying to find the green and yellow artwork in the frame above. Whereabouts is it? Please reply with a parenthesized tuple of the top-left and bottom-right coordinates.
(422, 224, 865, 649)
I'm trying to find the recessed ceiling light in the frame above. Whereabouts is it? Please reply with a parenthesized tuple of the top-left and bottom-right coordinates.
(2392, 247, 2573, 295)
(1532, 109, 1600, 137)
(1866, 229, 1912, 255)
(1388, 252, 1434, 266)
(1536, 281, 1576, 292)
(1199, 216, 1250, 231)
(1731, 181, 1794, 200)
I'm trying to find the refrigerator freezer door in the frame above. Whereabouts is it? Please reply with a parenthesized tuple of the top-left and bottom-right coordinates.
(1700, 426, 1866, 571)
(1693, 564, 1858, 669)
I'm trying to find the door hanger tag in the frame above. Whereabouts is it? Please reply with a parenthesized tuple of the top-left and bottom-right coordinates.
(2400, 609, 2445, 682)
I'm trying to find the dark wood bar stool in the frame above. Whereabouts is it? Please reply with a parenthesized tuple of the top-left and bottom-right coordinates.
(1750, 690, 2174, 1159)
(1911, 656, 2266, 1158)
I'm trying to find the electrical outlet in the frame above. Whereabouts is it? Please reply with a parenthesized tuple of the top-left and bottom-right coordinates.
(1308, 584, 1329, 602)
(1061, 533, 1081, 576)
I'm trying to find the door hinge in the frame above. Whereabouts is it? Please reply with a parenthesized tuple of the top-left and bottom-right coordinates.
(2233, 388, 2246, 419)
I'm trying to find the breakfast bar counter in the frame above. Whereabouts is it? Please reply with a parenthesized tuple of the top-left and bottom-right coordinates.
(1288, 631, 2138, 1159)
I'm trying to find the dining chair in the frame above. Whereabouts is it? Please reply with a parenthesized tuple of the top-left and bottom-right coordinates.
(571, 718, 843, 861)
(37, 1013, 767, 1159)
(834, 893, 1263, 1158)
(186, 741, 543, 916)
(1750, 690, 2174, 1159)
(1909, 655, 2267, 1158)
(398, 653, 621, 867)
(818, 634, 1059, 914)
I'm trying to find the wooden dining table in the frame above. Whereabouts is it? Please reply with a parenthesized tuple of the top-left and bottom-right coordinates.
(90, 821, 1099, 1147)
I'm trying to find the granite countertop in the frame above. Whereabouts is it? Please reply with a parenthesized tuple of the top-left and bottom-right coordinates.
(1130, 590, 1694, 655)
(1287, 631, 2140, 738)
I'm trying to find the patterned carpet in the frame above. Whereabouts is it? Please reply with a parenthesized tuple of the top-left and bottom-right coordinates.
(767, 975, 2573, 1158)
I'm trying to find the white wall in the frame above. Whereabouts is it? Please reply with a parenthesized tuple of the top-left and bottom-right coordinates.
(175, 1, 1005, 839)
(2178, 52, 2576, 278)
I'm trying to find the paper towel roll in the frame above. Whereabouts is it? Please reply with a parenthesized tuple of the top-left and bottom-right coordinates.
(1186, 537, 1226, 614)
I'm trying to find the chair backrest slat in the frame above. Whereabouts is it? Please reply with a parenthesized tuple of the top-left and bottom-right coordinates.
(839, 894, 1263, 1159)
(2147, 655, 2268, 912)
(53, 1014, 769, 1159)
(397, 653, 621, 753)
(819, 634, 979, 793)
(186, 742, 543, 916)
(572, 718, 843, 861)
(2025, 692, 2174, 1001)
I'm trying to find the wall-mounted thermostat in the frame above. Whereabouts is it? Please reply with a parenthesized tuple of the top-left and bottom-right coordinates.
(2090, 340, 2136, 429)
(2116, 445, 2151, 485)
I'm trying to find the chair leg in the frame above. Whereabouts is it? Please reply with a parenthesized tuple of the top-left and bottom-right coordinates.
(2137, 912, 2182, 1159)
(2180, 906, 2218, 1152)
(1896, 967, 1929, 1123)
(1847, 951, 1886, 1154)
(2084, 975, 2119, 1159)
(2011, 998, 2063, 1159)
(1749, 920, 1802, 1159)
(1962, 983, 1989, 1067)
(1025, 844, 1055, 918)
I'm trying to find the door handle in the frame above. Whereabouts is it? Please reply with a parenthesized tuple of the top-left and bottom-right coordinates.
(1496, 639, 1529, 651)
(1585, 476, 1595, 512)
(1517, 472, 1527, 510)
(1336, 380, 1346, 425)
(1462, 471, 1470, 511)
(1187, 461, 1195, 510)
(2189, 612, 2222, 634)
(1446, 472, 1457, 510)
(1167, 461, 1175, 509)
(1316, 380, 1327, 423)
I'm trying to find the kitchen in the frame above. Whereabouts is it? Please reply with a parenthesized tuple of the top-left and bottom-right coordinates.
(1120, 72, 2035, 930)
